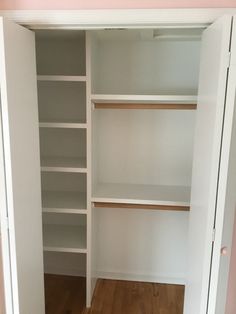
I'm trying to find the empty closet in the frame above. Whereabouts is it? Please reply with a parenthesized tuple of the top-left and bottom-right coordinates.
(0, 13, 236, 314)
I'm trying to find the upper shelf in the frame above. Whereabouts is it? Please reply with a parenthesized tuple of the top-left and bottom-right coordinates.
(92, 183, 191, 211)
(37, 75, 87, 82)
(41, 156, 87, 173)
(91, 94, 197, 110)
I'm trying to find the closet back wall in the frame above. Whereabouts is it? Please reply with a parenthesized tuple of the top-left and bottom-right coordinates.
(0, 0, 235, 10)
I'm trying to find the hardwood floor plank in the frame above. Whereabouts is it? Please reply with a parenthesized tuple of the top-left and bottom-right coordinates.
(44, 275, 184, 314)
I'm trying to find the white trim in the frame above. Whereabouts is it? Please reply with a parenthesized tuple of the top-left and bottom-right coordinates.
(95, 270, 186, 285)
(0, 9, 236, 29)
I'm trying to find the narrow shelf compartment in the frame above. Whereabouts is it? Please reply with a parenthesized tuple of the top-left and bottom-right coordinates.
(42, 191, 87, 213)
(41, 157, 87, 173)
(92, 94, 197, 110)
(41, 172, 87, 213)
(40, 128, 86, 173)
(38, 81, 86, 124)
(35, 30, 86, 76)
(43, 224, 87, 254)
(37, 75, 87, 82)
(92, 183, 190, 210)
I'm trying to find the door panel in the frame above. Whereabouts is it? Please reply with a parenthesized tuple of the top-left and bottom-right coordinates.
(184, 16, 232, 314)
(0, 18, 45, 314)
(210, 17, 236, 314)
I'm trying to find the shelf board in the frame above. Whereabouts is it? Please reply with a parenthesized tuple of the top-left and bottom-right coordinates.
(93, 202, 189, 211)
(37, 75, 87, 82)
(43, 224, 87, 254)
(91, 94, 197, 110)
(41, 157, 87, 173)
(42, 191, 87, 213)
(92, 183, 190, 210)
(39, 121, 87, 129)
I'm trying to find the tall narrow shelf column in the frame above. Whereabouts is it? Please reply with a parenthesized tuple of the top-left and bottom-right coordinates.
(35, 30, 92, 307)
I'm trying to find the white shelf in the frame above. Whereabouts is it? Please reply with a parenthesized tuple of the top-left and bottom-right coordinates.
(41, 157, 87, 173)
(91, 94, 197, 104)
(39, 121, 87, 129)
(37, 75, 87, 82)
(43, 224, 87, 254)
(92, 183, 190, 207)
(42, 191, 87, 213)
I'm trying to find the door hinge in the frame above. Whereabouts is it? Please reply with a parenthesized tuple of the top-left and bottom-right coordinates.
(212, 228, 216, 243)
(228, 52, 231, 68)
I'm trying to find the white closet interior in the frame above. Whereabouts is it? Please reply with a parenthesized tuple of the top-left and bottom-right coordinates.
(34, 27, 203, 305)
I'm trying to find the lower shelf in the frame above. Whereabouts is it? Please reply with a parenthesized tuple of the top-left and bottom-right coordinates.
(43, 224, 87, 254)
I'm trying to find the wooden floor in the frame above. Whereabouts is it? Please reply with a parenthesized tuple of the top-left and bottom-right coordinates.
(45, 274, 184, 314)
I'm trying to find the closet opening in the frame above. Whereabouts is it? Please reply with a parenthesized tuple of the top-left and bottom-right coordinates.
(34, 26, 204, 313)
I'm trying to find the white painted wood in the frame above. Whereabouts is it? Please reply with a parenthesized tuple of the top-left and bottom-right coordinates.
(0, 84, 13, 314)
(1, 9, 236, 28)
(0, 17, 44, 314)
(41, 157, 87, 172)
(93, 110, 195, 187)
(208, 17, 236, 314)
(42, 191, 87, 210)
(93, 207, 188, 285)
(184, 16, 232, 314)
(43, 208, 87, 215)
(39, 122, 87, 129)
(92, 37, 200, 95)
(91, 94, 197, 104)
(37, 75, 87, 81)
(43, 224, 87, 253)
(86, 32, 93, 307)
(92, 183, 190, 207)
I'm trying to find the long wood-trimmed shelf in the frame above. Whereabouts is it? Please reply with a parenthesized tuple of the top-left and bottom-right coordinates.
(41, 156, 87, 173)
(43, 224, 87, 254)
(42, 191, 87, 214)
(91, 94, 197, 110)
(37, 75, 87, 82)
(92, 183, 190, 211)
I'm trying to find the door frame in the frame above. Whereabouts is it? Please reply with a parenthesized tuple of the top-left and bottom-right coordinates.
(0, 9, 236, 29)
(0, 8, 236, 314)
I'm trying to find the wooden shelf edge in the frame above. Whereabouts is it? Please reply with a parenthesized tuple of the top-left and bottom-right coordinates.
(94, 103, 197, 110)
(93, 202, 190, 211)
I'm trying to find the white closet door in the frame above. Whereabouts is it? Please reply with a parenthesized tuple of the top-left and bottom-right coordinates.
(0, 18, 45, 314)
(209, 17, 236, 314)
(184, 16, 233, 314)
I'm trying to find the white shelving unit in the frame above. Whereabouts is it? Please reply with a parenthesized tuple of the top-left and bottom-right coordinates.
(43, 224, 87, 253)
(35, 30, 91, 306)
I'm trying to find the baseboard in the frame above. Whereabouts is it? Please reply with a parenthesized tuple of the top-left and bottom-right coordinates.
(95, 270, 186, 285)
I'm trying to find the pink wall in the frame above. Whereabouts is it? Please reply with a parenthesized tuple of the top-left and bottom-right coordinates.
(0, 0, 236, 9)
(226, 210, 236, 314)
